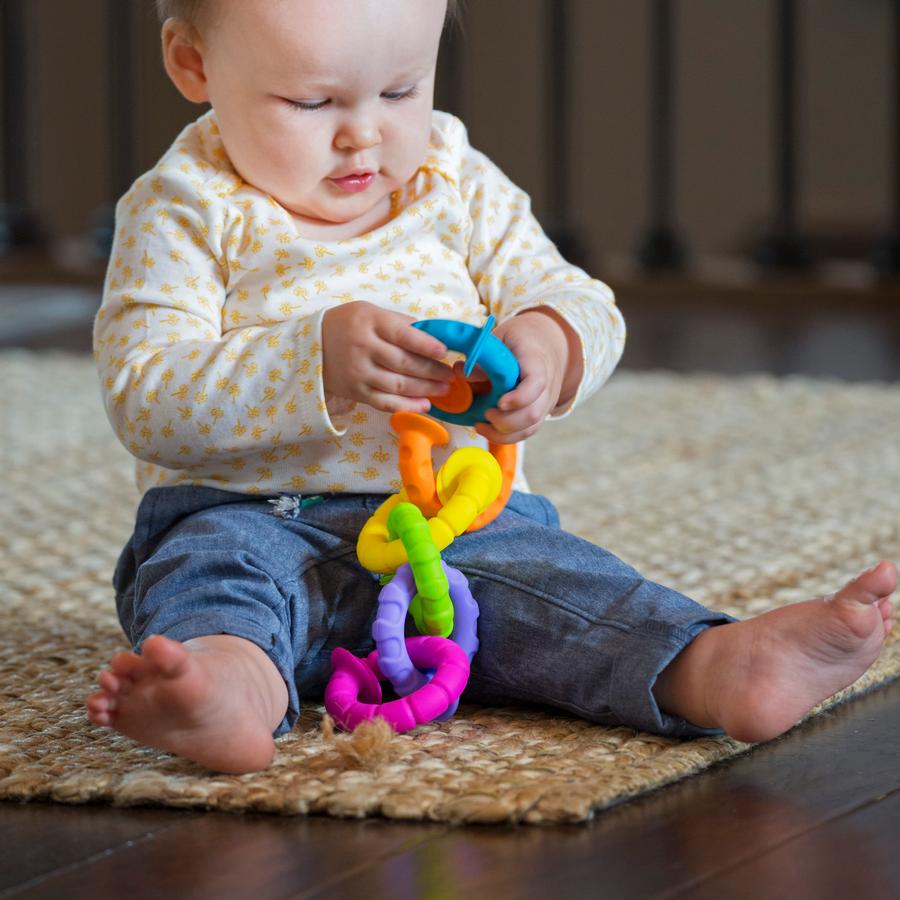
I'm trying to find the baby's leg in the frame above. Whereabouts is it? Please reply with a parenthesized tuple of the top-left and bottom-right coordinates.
(653, 561, 895, 742)
(444, 493, 736, 737)
(88, 489, 346, 773)
(445, 492, 895, 742)
(87, 633, 288, 774)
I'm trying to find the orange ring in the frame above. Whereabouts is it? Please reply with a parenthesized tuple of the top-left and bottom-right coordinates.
(390, 411, 517, 532)
(470, 440, 516, 531)
(392, 411, 447, 517)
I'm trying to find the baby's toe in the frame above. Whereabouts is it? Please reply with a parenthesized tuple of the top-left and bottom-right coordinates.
(141, 635, 190, 677)
(86, 690, 116, 712)
(98, 670, 128, 695)
(110, 651, 145, 680)
(833, 561, 897, 609)
(879, 597, 894, 632)
(86, 690, 117, 725)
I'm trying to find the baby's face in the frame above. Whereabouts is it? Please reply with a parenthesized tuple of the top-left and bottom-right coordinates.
(199, 0, 447, 229)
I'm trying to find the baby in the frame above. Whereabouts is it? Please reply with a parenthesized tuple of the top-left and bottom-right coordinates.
(87, 0, 895, 774)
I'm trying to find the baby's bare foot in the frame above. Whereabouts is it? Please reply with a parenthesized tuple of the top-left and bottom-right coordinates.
(656, 561, 896, 742)
(86, 634, 287, 774)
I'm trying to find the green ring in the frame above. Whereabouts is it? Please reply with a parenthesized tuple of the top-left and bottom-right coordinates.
(387, 502, 454, 637)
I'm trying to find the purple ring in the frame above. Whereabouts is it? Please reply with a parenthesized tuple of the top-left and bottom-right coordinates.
(369, 561, 479, 720)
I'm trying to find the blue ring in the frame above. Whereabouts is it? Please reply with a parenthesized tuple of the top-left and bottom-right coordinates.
(413, 318, 520, 426)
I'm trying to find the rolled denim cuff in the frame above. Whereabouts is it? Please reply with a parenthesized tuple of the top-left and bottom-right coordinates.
(609, 615, 735, 739)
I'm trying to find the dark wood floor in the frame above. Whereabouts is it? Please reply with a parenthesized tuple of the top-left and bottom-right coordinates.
(2, 255, 899, 899)
(2, 682, 898, 899)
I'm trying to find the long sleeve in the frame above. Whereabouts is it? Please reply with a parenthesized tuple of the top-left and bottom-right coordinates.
(94, 165, 345, 482)
(456, 136, 626, 413)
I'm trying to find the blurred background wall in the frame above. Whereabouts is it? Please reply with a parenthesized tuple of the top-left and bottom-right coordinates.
(1, 0, 898, 376)
(9, 0, 895, 265)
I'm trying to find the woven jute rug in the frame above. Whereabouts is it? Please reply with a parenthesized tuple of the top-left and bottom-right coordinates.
(1, 351, 898, 824)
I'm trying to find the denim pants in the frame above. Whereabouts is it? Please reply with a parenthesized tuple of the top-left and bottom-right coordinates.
(112, 486, 733, 738)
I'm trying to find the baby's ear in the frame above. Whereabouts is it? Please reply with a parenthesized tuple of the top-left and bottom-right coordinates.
(161, 18, 210, 104)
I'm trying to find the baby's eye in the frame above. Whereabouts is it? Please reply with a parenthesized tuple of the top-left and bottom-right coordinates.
(381, 86, 418, 102)
(285, 98, 330, 111)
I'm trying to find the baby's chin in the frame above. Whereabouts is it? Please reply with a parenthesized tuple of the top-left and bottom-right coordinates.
(280, 191, 396, 239)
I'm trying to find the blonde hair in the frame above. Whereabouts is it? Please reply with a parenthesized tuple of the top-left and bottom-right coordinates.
(155, 0, 462, 29)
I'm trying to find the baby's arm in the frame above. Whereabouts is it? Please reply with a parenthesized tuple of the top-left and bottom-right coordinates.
(321, 301, 453, 415)
(455, 125, 626, 443)
(94, 172, 365, 470)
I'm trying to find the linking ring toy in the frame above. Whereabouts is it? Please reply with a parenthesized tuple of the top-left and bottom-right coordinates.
(387, 502, 452, 637)
(356, 448, 502, 574)
(370, 561, 480, 721)
(391, 411, 517, 533)
(413, 316, 520, 426)
(325, 636, 470, 733)
(391, 412, 450, 516)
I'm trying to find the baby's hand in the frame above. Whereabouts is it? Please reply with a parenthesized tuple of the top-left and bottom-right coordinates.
(322, 301, 454, 414)
(475, 309, 573, 444)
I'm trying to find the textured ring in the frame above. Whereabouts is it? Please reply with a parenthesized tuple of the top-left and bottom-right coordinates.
(391, 411, 518, 533)
(369, 562, 480, 721)
(387, 501, 453, 637)
(412, 317, 519, 425)
(325, 636, 470, 733)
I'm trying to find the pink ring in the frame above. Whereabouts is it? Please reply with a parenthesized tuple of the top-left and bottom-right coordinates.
(325, 636, 470, 733)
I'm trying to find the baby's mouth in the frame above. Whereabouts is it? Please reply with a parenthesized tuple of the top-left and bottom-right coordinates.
(329, 172, 376, 193)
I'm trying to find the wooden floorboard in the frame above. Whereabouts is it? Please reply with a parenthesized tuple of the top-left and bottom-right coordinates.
(2, 680, 898, 899)
(668, 791, 900, 900)
(0, 804, 198, 890)
(0, 811, 449, 900)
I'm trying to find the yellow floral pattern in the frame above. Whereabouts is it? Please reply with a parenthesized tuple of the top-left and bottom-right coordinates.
(94, 111, 626, 497)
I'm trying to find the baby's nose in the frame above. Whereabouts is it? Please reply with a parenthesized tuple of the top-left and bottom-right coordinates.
(335, 118, 382, 151)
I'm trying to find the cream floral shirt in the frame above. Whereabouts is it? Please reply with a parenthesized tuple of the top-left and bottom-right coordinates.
(94, 110, 626, 497)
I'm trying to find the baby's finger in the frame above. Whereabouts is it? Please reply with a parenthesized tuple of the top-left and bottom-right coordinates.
(387, 319, 448, 361)
(475, 418, 540, 445)
(364, 386, 432, 415)
(367, 370, 451, 401)
(483, 401, 544, 438)
(373, 344, 455, 387)
(496, 372, 543, 412)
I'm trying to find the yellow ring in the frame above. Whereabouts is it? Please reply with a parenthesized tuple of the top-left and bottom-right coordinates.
(356, 449, 502, 574)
